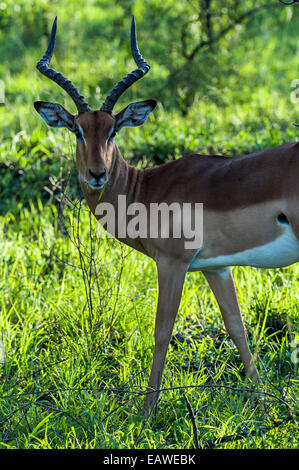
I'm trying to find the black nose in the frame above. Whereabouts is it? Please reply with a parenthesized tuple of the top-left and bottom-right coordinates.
(89, 169, 106, 181)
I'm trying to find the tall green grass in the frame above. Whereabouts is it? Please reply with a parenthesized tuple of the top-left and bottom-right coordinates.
(0, 193, 298, 448)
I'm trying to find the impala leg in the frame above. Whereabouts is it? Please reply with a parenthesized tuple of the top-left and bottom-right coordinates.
(203, 268, 260, 383)
(142, 259, 186, 417)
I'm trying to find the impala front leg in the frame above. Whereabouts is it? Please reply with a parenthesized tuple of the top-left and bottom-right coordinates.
(203, 268, 260, 383)
(142, 258, 187, 417)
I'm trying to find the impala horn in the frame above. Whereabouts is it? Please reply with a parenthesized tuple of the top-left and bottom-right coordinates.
(100, 16, 150, 114)
(36, 16, 90, 114)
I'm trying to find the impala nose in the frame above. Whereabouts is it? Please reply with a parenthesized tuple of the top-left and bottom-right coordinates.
(88, 169, 107, 188)
(89, 169, 106, 181)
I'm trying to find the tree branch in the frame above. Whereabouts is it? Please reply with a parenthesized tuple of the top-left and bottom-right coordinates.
(182, 2, 278, 61)
(183, 394, 200, 449)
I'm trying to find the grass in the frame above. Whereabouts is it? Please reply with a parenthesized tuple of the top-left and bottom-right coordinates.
(0, 193, 298, 449)
(0, 0, 299, 450)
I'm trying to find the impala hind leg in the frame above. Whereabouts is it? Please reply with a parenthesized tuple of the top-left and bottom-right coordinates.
(142, 258, 187, 417)
(203, 268, 260, 382)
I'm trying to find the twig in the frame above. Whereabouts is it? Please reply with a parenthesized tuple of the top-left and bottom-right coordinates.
(3, 381, 296, 415)
(140, 383, 294, 414)
(205, 415, 295, 448)
(0, 402, 34, 427)
(4, 357, 70, 394)
(182, 3, 277, 61)
(183, 393, 200, 449)
(54, 425, 67, 448)
(34, 401, 94, 438)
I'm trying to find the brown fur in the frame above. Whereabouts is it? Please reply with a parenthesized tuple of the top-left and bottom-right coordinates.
(38, 107, 299, 416)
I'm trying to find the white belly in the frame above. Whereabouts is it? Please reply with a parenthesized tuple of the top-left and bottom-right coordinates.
(189, 223, 299, 271)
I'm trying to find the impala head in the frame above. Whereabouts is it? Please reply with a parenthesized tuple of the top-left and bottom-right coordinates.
(34, 16, 157, 191)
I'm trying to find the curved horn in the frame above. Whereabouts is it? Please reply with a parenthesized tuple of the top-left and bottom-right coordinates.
(36, 17, 90, 114)
(100, 16, 150, 114)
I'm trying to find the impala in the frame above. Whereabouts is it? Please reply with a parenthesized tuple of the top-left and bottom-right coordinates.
(34, 16, 299, 416)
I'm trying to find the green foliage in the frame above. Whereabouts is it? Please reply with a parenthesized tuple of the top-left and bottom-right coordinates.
(0, 0, 298, 450)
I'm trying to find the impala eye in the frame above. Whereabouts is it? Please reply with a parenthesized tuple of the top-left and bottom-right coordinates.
(277, 213, 289, 225)
(107, 128, 116, 143)
(74, 126, 85, 142)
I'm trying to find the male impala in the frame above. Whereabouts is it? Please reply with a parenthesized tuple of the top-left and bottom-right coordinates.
(34, 17, 299, 416)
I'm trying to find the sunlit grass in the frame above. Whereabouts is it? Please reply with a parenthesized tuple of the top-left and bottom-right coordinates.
(0, 199, 298, 448)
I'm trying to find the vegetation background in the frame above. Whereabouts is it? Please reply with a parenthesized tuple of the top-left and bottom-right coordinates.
(0, 0, 298, 449)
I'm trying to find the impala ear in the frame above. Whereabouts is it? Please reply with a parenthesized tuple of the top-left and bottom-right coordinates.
(115, 99, 157, 132)
(34, 101, 76, 131)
